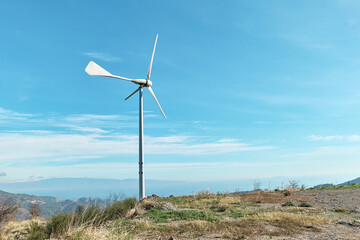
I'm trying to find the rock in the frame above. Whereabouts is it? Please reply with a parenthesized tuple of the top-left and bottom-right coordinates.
(159, 202, 177, 211)
(151, 194, 160, 199)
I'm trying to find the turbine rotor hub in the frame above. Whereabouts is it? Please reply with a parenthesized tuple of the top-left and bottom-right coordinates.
(145, 79, 152, 87)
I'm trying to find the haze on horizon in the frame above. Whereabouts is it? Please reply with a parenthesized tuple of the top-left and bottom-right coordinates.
(0, 1, 360, 186)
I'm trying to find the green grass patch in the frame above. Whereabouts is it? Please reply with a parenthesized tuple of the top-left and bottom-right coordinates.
(298, 202, 312, 208)
(143, 209, 219, 223)
(282, 201, 294, 207)
(228, 211, 245, 218)
(330, 208, 352, 215)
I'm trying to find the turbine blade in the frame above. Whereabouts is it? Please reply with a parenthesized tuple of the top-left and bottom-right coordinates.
(125, 87, 141, 100)
(147, 34, 158, 80)
(148, 86, 166, 118)
(85, 61, 133, 81)
(85, 61, 112, 77)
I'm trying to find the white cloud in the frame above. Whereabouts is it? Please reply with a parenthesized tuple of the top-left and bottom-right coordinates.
(0, 107, 33, 120)
(0, 107, 274, 169)
(308, 135, 343, 141)
(216, 138, 239, 143)
(70, 126, 108, 134)
(308, 134, 360, 142)
(63, 114, 136, 123)
(347, 135, 360, 142)
(82, 52, 121, 62)
(0, 132, 273, 164)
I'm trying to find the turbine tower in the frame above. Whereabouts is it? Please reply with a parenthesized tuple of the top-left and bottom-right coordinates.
(85, 34, 166, 200)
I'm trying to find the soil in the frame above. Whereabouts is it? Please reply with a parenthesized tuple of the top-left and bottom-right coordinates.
(167, 189, 360, 240)
(252, 188, 360, 240)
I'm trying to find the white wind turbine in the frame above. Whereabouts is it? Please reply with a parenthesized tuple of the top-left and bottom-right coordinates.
(85, 34, 166, 199)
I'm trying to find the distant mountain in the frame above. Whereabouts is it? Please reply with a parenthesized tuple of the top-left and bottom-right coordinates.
(2, 176, 356, 201)
(312, 183, 336, 189)
(311, 177, 360, 189)
(0, 178, 188, 200)
(0, 190, 105, 220)
(338, 177, 360, 186)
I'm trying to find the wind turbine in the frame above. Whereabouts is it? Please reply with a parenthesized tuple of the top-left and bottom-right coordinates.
(85, 34, 166, 200)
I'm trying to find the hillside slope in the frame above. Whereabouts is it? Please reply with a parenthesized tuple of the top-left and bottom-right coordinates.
(0, 190, 105, 220)
(2, 185, 360, 239)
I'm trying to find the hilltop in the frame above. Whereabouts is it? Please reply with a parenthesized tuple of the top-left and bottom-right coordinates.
(1, 184, 360, 239)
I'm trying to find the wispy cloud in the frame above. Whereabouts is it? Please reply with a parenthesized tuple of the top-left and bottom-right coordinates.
(0, 172, 6, 177)
(70, 126, 109, 134)
(82, 52, 122, 62)
(63, 114, 135, 122)
(308, 134, 360, 142)
(0, 107, 274, 166)
(0, 107, 33, 120)
(237, 92, 360, 107)
(0, 132, 273, 164)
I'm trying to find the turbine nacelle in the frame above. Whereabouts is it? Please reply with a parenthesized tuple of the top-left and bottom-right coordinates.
(131, 79, 152, 87)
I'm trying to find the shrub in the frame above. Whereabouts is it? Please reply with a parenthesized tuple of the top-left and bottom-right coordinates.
(332, 208, 350, 213)
(0, 199, 19, 225)
(287, 180, 300, 190)
(102, 197, 136, 221)
(283, 190, 291, 196)
(74, 204, 102, 226)
(253, 180, 262, 192)
(45, 212, 72, 237)
(26, 221, 47, 240)
(298, 202, 312, 208)
(29, 197, 137, 239)
(281, 201, 294, 207)
(29, 203, 42, 219)
(142, 199, 156, 210)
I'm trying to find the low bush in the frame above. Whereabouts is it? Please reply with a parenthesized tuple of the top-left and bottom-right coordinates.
(282, 190, 291, 196)
(282, 201, 294, 207)
(102, 197, 136, 222)
(298, 203, 312, 208)
(26, 221, 47, 240)
(25, 197, 137, 239)
(46, 212, 72, 237)
(331, 208, 351, 214)
(0, 199, 19, 225)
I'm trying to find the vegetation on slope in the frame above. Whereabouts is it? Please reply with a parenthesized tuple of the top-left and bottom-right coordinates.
(1, 188, 336, 240)
(3, 180, 360, 239)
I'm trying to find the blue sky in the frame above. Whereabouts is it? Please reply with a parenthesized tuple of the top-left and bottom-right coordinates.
(0, 0, 360, 184)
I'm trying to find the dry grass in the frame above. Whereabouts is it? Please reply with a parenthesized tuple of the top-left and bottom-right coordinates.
(64, 223, 130, 240)
(237, 192, 310, 204)
(0, 220, 131, 240)
(0, 220, 32, 240)
(249, 211, 331, 225)
(0, 191, 337, 240)
(127, 209, 332, 240)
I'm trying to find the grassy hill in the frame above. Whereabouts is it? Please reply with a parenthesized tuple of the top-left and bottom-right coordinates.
(1, 184, 360, 239)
